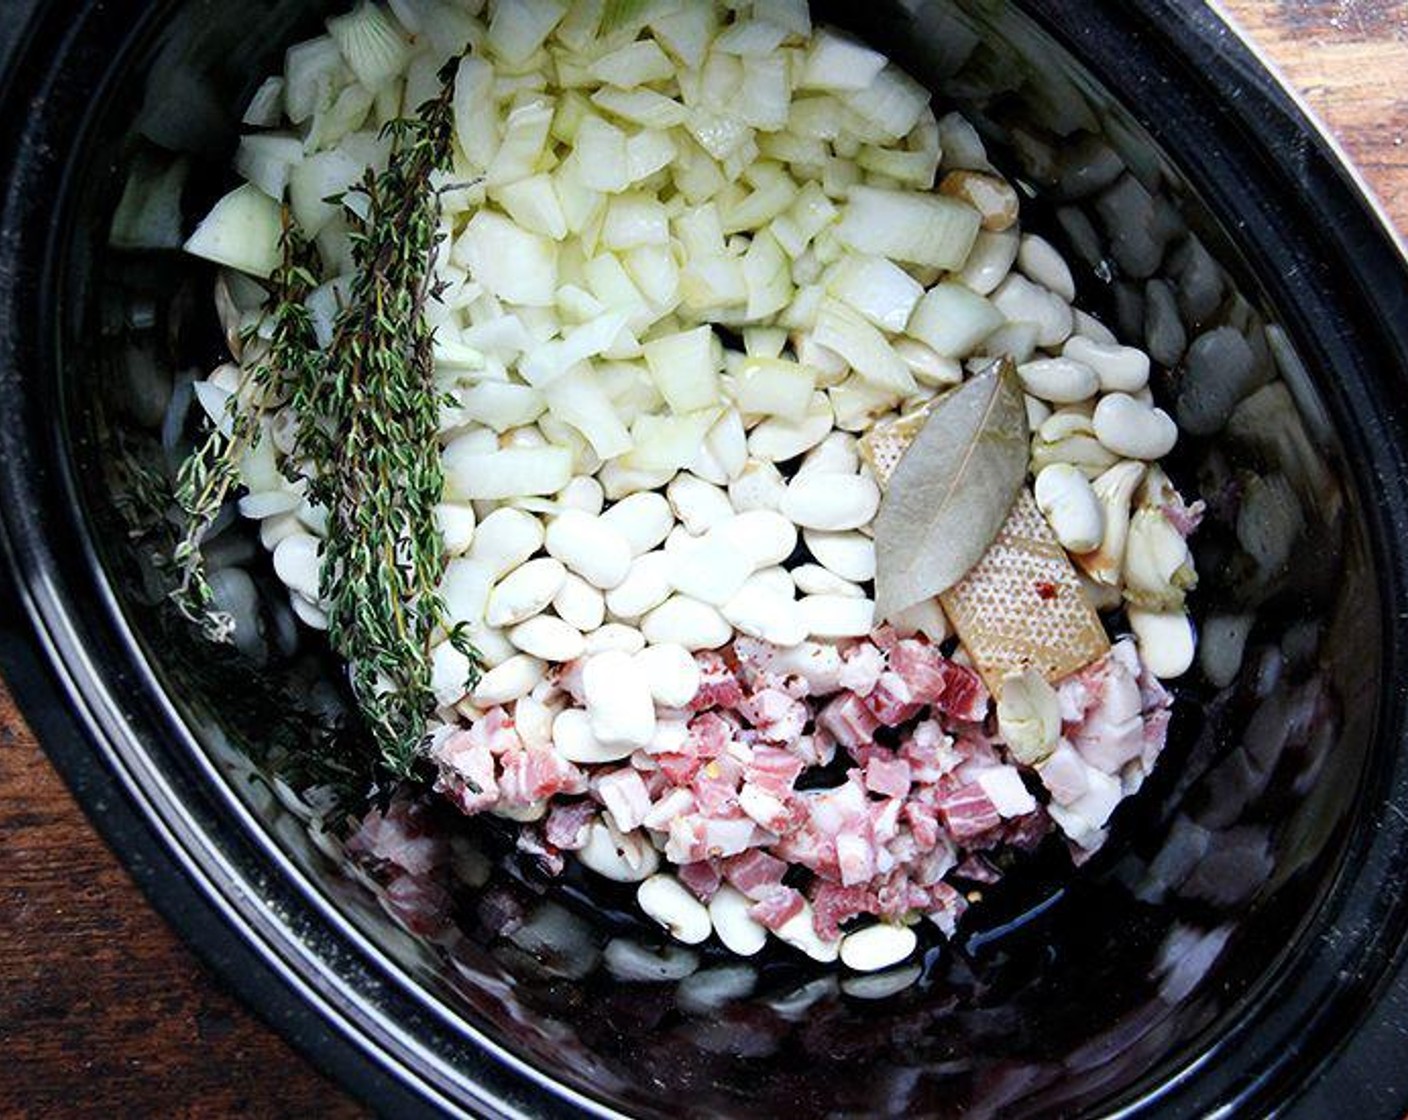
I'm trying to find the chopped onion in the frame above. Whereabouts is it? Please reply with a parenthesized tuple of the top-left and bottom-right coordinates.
(235, 133, 304, 199)
(589, 39, 674, 87)
(836, 185, 982, 271)
(907, 281, 1005, 359)
(184, 183, 282, 277)
(825, 253, 924, 332)
(495, 172, 569, 238)
(242, 77, 285, 127)
(713, 19, 788, 57)
(624, 408, 722, 471)
(453, 54, 501, 169)
(459, 381, 547, 431)
(812, 298, 916, 395)
(643, 325, 721, 413)
(590, 87, 688, 128)
(327, 1, 412, 91)
(486, 96, 553, 185)
(288, 148, 363, 237)
(741, 230, 793, 321)
(733, 357, 816, 419)
(544, 366, 634, 457)
(574, 115, 631, 192)
(798, 28, 886, 92)
(485, 0, 568, 66)
(455, 211, 559, 306)
(283, 35, 351, 125)
(442, 442, 573, 500)
(649, 4, 718, 69)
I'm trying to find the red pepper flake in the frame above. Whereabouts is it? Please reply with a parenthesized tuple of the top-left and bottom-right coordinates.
(1034, 581, 1058, 601)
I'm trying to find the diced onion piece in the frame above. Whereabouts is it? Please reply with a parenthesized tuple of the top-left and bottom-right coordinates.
(242, 76, 284, 127)
(753, 0, 811, 37)
(589, 40, 674, 87)
(235, 134, 304, 200)
(624, 409, 722, 471)
(741, 230, 793, 321)
(643, 325, 721, 413)
(907, 281, 1005, 358)
(443, 443, 573, 500)
(624, 245, 681, 313)
(744, 327, 788, 359)
(737, 55, 790, 131)
(841, 65, 930, 142)
(283, 35, 349, 124)
(327, 1, 411, 91)
(721, 163, 798, 234)
(455, 212, 558, 306)
(836, 185, 981, 271)
(520, 312, 630, 384)
(575, 115, 631, 193)
(602, 192, 671, 250)
(553, 157, 606, 233)
(486, 0, 567, 65)
(649, 4, 718, 69)
(825, 254, 924, 332)
(798, 28, 886, 91)
(733, 357, 816, 419)
(680, 255, 748, 316)
(453, 55, 500, 170)
(585, 254, 654, 331)
(184, 183, 282, 278)
(625, 129, 677, 184)
(544, 366, 634, 457)
(288, 147, 363, 238)
(590, 87, 688, 128)
(495, 173, 569, 239)
(458, 381, 546, 432)
(812, 299, 916, 395)
(486, 97, 553, 186)
(714, 19, 788, 57)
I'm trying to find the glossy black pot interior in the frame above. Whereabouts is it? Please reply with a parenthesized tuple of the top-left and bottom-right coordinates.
(3, 1, 1408, 1117)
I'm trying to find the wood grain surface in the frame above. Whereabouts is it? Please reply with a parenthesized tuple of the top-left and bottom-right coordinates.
(1, 3, 1404, 1117)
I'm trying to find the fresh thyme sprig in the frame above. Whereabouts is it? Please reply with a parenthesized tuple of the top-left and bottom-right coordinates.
(294, 61, 479, 777)
(170, 217, 317, 641)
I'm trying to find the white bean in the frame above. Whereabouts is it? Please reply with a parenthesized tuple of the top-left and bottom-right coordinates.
(557, 475, 605, 514)
(1025, 394, 1053, 430)
(600, 491, 673, 555)
(641, 596, 732, 650)
(793, 564, 865, 599)
(440, 558, 495, 627)
(667, 473, 734, 535)
(775, 900, 839, 962)
(546, 509, 633, 589)
(637, 874, 712, 945)
(991, 274, 1073, 348)
(469, 507, 544, 579)
(1018, 233, 1076, 302)
(716, 510, 798, 568)
(727, 458, 787, 513)
(579, 819, 660, 881)
(598, 460, 675, 500)
(584, 649, 656, 748)
(1128, 607, 1196, 679)
(781, 473, 881, 531)
(959, 229, 1019, 295)
(669, 532, 754, 605)
(434, 502, 478, 556)
(508, 615, 585, 661)
(1017, 357, 1100, 405)
(746, 567, 796, 599)
(839, 922, 918, 973)
(513, 694, 554, 748)
(1092, 393, 1178, 460)
(799, 594, 875, 638)
(1072, 309, 1118, 346)
(1064, 335, 1150, 393)
(471, 653, 545, 706)
(289, 594, 328, 631)
(605, 551, 674, 620)
(634, 643, 701, 708)
(803, 529, 876, 582)
(708, 886, 768, 957)
(1034, 464, 1105, 553)
(795, 430, 860, 477)
(583, 622, 647, 655)
(722, 582, 808, 647)
(552, 573, 606, 632)
(273, 533, 321, 601)
(552, 707, 635, 763)
(485, 557, 568, 627)
(259, 511, 303, 551)
(886, 597, 950, 642)
(746, 392, 833, 461)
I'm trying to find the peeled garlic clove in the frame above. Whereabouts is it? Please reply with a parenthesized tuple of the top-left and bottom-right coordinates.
(996, 669, 1062, 764)
(1074, 460, 1146, 587)
(1123, 508, 1198, 610)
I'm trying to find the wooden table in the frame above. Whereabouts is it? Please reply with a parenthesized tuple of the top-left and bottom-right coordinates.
(2, 3, 1405, 1116)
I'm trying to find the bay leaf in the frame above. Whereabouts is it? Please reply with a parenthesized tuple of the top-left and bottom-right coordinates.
(873, 357, 1029, 618)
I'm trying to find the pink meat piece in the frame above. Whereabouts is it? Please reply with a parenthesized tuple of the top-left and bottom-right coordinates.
(687, 710, 734, 759)
(690, 651, 745, 711)
(462, 705, 522, 754)
(811, 883, 879, 940)
(1039, 741, 1092, 806)
(816, 691, 881, 749)
(870, 796, 903, 845)
(1063, 644, 1145, 773)
(666, 814, 758, 863)
(656, 751, 703, 786)
(807, 777, 871, 838)
(432, 733, 501, 817)
(748, 885, 805, 931)
(926, 881, 968, 938)
(692, 756, 744, 816)
(739, 782, 793, 832)
(346, 799, 447, 876)
(724, 848, 789, 899)
(516, 827, 565, 876)
(677, 860, 723, 902)
(643, 786, 695, 831)
(595, 767, 653, 833)
(870, 624, 900, 652)
(836, 829, 877, 886)
(1162, 495, 1206, 538)
(955, 854, 1000, 883)
(747, 746, 805, 796)
(1002, 808, 1053, 851)
(544, 800, 596, 850)
(900, 721, 957, 783)
(498, 747, 586, 807)
(862, 670, 925, 727)
(865, 755, 912, 799)
(888, 640, 948, 705)
(874, 874, 932, 920)
(932, 661, 991, 722)
(738, 687, 808, 744)
(839, 642, 887, 695)
(935, 782, 1003, 842)
(903, 802, 941, 850)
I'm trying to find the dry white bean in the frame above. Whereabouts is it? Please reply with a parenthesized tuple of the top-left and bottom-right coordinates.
(1073, 309, 1118, 346)
(634, 643, 701, 708)
(1025, 394, 1053, 431)
(513, 694, 554, 748)
(716, 510, 798, 568)
(723, 582, 808, 647)
(667, 473, 734, 535)
(272, 533, 321, 601)
(440, 558, 494, 626)
(1018, 233, 1076, 302)
(1092, 393, 1178, 460)
(886, 597, 950, 642)
(839, 922, 918, 973)
(552, 573, 606, 632)
(799, 594, 875, 638)
(795, 430, 861, 477)
(584, 649, 657, 748)
(553, 707, 635, 764)
(747, 392, 833, 461)
(557, 475, 605, 514)
(642, 596, 732, 650)
(289, 594, 328, 631)
(959, 229, 1019, 295)
(803, 529, 876, 582)
(471, 653, 545, 706)
(434, 502, 478, 556)
(746, 567, 796, 599)
(260, 511, 303, 551)
(485, 557, 568, 627)
(546, 509, 633, 589)
(1034, 464, 1105, 553)
(605, 551, 674, 620)
(469, 507, 544, 579)
(727, 459, 787, 513)
(509, 615, 585, 661)
(583, 622, 647, 655)
(1063, 335, 1150, 393)
(637, 875, 712, 945)
(598, 460, 675, 499)
(663, 524, 696, 555)
(991, 274, 1073, 348)
(600, 491, 674, 555)
(579, 819, 660, 881)
(1017, 357, 1100, 405)
(781, 473, 881, 531)
(1128, 607, 1196, 679)
(708, 886, 767, 957)
(793, 563, 865, 598)
(670, 533, 754, 606)
(775, 900, 840, 962)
